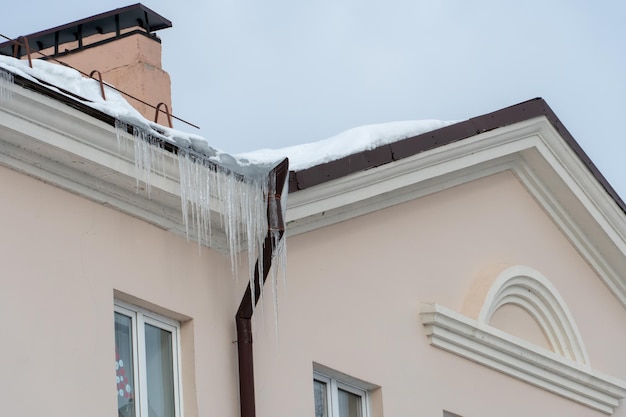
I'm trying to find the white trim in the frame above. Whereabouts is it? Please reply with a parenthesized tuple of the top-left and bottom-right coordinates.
(115, 305, 142, 417)
(313, 370, 369, 417)
(114, 301, 184, 417)
(478, 265, 589, 365)
(420, 303, 626, 414)
(286, 117, 626, 312)
(4, 78, 626, 310)
(0, 81, 231, 252)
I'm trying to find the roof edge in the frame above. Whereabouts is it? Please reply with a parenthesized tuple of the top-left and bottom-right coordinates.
(288, 98, 626, 215)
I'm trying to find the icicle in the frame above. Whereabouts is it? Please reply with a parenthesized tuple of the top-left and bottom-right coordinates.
(178, 151, 210, 248)
(270, 228, 286, 341)
(177, 151, 191, 241)
(273, 228, 288, 296)
(128, 124, 289, 332)
(277, 167, 289, 293)
(133, 127, 163, 198)
(0, 70, 14, 103)
(115, 119, 129, 153)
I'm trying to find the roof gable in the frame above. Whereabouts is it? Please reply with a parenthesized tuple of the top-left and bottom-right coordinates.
(289, 98, 625, 217)
(286, 108, 626, 312)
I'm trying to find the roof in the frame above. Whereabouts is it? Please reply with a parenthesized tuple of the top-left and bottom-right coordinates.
(0, 3, 171, 58)
(3, 55, 626, 308)
(1, 47, 623, 219)
(288, 98, 626, 216)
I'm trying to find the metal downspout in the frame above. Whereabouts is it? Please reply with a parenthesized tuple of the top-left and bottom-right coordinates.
(236, 158, 289, 417)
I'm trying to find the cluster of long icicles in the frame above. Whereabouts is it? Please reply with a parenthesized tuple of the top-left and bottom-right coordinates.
(0, 69, 14, 102)
(2, 70, 286, 325)
(116, 121, 286, 319)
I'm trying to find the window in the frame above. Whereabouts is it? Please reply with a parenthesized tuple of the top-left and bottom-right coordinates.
(114, 301, 182, 417)
(313, 372, 368, 417)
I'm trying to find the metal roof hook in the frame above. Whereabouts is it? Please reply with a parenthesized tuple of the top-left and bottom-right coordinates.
(154, 102, 173, 128)
(13, 36, 32, 68)
(89, 70, 106, 100)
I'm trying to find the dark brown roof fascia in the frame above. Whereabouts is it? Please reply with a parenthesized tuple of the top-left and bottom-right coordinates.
(288, 98, 626, 216)
(7, 69, 118, 125)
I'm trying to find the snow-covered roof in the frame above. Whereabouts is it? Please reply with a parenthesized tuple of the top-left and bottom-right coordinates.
(0, 55, 453, 174)
(5, 53, 626, 321)
(2, 54, 624, 217)
(0, 53, 455, 301)
(0, 55, 271, 176)
(238, 119, 456, 171)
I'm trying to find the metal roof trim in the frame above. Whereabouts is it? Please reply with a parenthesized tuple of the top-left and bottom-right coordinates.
(288, 98, 626, 215)
(0, 3, 171, 57)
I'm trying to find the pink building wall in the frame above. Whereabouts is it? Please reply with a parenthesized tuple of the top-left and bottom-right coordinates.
(251, 171, 626, 416)
(0, 164, 239, 417)
(3, 18, 626, 413)
(0, 142, 624, 416)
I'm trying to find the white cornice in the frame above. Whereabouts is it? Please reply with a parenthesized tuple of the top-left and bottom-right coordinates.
(420, 303, 626, 414)
(286, 117, 626, 310)
(3, 79, 626, 308)
(286, 119, 543, 229)
(0, 77, 231, 252)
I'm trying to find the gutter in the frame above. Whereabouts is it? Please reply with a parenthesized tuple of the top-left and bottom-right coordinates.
(236, 157, 289, 417)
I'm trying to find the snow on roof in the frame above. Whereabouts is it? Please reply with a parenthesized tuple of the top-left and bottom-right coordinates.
(0, 55, 454, 173)
(236, 119, 457, 171)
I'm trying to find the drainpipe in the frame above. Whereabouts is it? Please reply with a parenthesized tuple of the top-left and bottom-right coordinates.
(236, 158, 289, 417)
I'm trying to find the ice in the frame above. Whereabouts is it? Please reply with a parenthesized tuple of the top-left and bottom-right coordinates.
(0, 69, 13, 102)
(129, 127, 285, 319)
(0, 57, 288, 295)
(269, 229, 287, 339)
(175, 142, 282, 313)
(115, 119, 130, 153)
(0, 54, 457, 330)
(133, 128, 154, 197)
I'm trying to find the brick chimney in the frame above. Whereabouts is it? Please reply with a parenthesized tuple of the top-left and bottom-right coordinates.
(0, 4, 173, 122)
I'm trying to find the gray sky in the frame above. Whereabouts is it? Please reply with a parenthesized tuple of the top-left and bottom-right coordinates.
(4, 1, 626, 197)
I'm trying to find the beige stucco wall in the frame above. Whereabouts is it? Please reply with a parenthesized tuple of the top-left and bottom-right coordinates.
(252, 170, 626, 417)
(0, 164, 239, 417)
(1, 158, 625, 417)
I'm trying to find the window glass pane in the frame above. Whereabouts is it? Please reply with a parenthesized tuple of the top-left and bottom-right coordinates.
(313, 380, 328, 417)
(338, 388, 362, 417)
(114, 312, 136, 417)
(145, 323, 175, 417)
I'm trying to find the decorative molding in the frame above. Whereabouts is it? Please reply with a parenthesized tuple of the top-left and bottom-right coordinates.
(0, 78, 232, 252)
(479, 265, 589, 364)
(286, 117, 626, 312)
(420, 303, 626, 414)
(3, 73, 626, 312)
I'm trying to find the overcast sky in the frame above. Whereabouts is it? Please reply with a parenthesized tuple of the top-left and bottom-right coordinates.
(4, 1, 626, 196)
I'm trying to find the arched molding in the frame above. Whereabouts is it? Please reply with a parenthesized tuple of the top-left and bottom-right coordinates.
(478, 265, 589, 365)
(420, 265, 626, 414)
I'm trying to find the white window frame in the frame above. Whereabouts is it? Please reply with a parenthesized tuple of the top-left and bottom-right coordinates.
(314, 371, 369, 417)
(114, 300, 183, 417)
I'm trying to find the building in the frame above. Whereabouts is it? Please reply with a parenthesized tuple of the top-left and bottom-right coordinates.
(1, 5, 625, 417)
